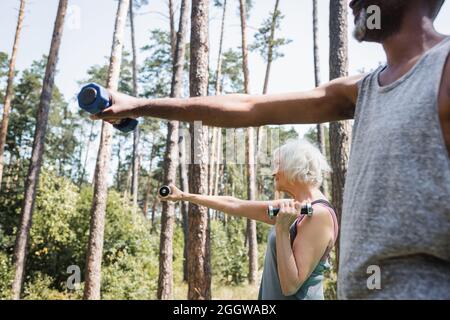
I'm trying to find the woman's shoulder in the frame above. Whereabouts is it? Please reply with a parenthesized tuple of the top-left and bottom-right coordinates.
(297, 200, 336, 233)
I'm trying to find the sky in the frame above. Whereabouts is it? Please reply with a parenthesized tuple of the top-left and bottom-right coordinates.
(0, 0, 449, 182)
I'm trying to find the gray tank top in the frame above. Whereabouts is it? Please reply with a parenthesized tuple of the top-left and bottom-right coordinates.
(338, 37, 450, 299)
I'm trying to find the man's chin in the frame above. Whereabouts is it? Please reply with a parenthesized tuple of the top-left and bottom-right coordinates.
(352, 27, 384, 43)
(353, 27, 366, 42)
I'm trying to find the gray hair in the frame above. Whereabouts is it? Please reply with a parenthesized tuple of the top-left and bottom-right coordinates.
(272, 138, 331, 187)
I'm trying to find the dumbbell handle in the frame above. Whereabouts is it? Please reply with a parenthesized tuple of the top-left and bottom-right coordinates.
(267, 202, 313, 219)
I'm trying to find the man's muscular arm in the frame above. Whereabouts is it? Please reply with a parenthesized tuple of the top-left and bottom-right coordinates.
(438, 54, 450, 157)
(91, 75, 362, 128)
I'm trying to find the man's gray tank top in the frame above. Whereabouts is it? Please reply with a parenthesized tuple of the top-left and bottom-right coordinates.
(338, 37, 450, 299)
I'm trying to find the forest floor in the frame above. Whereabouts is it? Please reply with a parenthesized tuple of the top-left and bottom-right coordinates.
(173, 270, 262, 300)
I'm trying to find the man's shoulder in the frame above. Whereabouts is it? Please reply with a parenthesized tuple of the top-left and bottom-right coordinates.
(444, 49, 450, 95)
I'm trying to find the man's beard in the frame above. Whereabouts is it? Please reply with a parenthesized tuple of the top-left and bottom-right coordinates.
(353, 10, 368, 42)
(352, 2, 407, 43)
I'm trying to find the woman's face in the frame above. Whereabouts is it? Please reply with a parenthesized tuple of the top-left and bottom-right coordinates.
(272, 167, 289, 192)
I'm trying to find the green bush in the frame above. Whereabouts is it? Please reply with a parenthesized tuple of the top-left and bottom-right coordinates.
(211, 218, 248, 286)
(0, 170, 274, 299)
(0, 170, 161, 299)
(0, 251, 12, 299)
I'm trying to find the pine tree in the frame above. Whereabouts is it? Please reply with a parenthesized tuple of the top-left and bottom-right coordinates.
(188, 0, 211, 300)
(11, 0, 68, 300)
(83, 0, 131, 300)
(329, 0, 351, 274)
(0, 0, 27, 191)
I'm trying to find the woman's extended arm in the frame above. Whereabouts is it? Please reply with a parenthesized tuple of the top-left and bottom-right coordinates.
(159, 184, 288, 225)
(275, 201, 335, 296)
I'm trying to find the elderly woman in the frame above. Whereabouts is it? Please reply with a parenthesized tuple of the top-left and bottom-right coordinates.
(160, 139, 338, 300)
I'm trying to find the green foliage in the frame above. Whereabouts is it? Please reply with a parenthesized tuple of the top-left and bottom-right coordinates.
(45, 86, 80, 179)
(0, 52, 9, 78)
(23, 272, 80, 300)
(140, 29, 173, 98)
(101, 191, 159, 299)
(131, 0, 149, 10)
(0, 170, 161, 299)
(235, 0, 253, 19)
(81, 52, 134, 95)
(0, 251, 12, 299)
(220, 49, 244, 93)
(0, 51, 9, 101)
(28, 170, 81, 287)
(211, 218, 248, 286)
(250, 9, 292, 62)
(323, 249, 338, 300)
(2, 55, 80, 189)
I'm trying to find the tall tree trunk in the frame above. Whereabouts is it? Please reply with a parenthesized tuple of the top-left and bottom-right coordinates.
(78, 121, 95, 187)
(209, 0, 228, 195)
(124, 161, 132, 198)
(257, 0, 280, 203)
(329, 0, 350, 275)
(129, 0, 140, 210)
(178, 124, 189, 282)
(11, 0, 68, 300)
(188, 0, 211, 300)
(0, 0, 26, 191)
(213, 130, 222, 196)
(312, 0, 328, 196)
(151, 198, 157, 233)
(209, 0, 227, 198)
(168, 0, 177, 58)
(262, 0, 279, 95)
(83, 0, 130, 300)
(239, 0, 258, 285)
(116, 137, 122, 190)
(157, 0, 189, 300)
(142, 142, 156, 217)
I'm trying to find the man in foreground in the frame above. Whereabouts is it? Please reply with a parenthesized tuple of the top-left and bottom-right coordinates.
(92, 0, 450, 299)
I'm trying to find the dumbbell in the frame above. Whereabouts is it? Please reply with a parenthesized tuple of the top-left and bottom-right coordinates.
(159, 185, 172, 198)
(267, 202, 313, 220)
(78, 82, 138, 133)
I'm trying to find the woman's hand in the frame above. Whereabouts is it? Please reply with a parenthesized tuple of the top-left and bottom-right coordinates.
(158, 183, 184, 202)
(275, 199, 302, 230)
(90, 90, 141, 122)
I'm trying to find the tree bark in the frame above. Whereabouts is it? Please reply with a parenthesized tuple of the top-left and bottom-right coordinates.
(239, 0, 258, 285)
(129, 0, 140, 210)
(11, 0, 67, 300)
(188, 0, 211, 300)
(0, 0, 26, 191)
(329, 0, 350, 275)
(262, 0, 279, 95)
(169, 0, 177, 58)
(78, 121, 95, 187)
(116, 137, 122, 190)
(151, 198, 157, 233)
(142, 142, 156, 217)
(312, 0, 329, 197)
(209, 0, 227, 197)
(83, 0, 130, 300)
(157, 0, 189, 300)
(178, 123, 190, 282)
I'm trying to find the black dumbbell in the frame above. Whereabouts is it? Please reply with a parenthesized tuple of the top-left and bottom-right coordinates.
(267, 202, 313, 220)
(159, 185, 172, 198)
